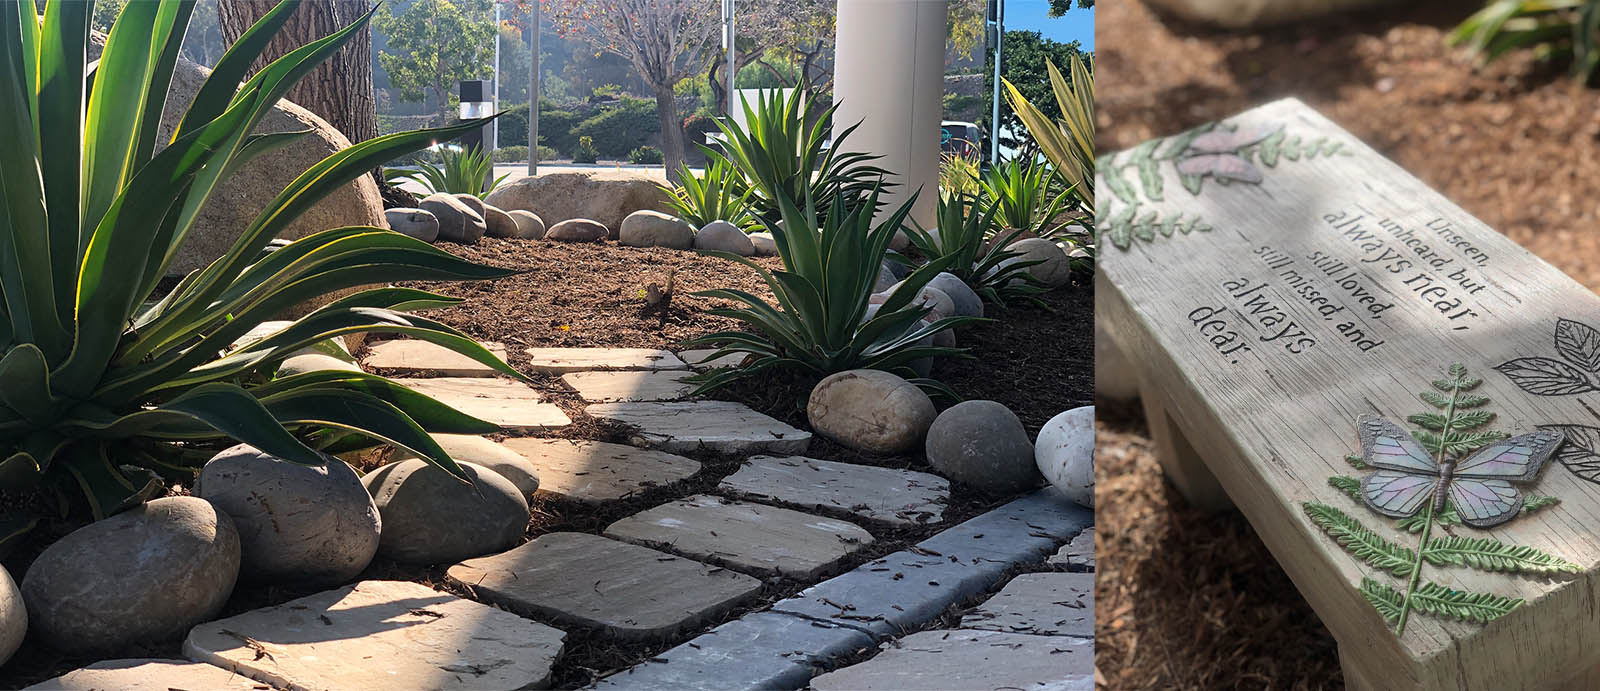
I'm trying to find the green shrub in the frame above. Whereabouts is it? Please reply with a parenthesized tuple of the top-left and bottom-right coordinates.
(1451, 1, 1600, 86)
(661, 160, 754, 230)
(628, 145, 664, 164)
(491, 145, 557, 162)
(0, 0, 520, 528)
(573, 135, 599, 164)
(537, 108, 583, 155)
(384, 145, 507, 198)
(572, 97, 658, 157)
(978, 158, 1073, 238)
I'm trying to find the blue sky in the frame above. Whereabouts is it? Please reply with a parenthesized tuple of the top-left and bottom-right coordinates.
(1005, 0, 1094, 51)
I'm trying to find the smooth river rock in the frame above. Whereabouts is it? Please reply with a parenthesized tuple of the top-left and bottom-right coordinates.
(1037, 406, 1094, 508)
(807, 369, 935, 455)
(507, 209, 546, 239)
(393, 434, 542, 500)
(22, 497, 240, 653)
(925, 400, 1040, 494)
(619, 209, 694, 250)
(384, 208, 439, 243)
(546, 218, 610, 243)
(196, 445, 381, 586)
(694, 220, 754, 256)
(419, 193, 486, 244)
(926, 272, 984, 318)
(0, 567, 22, 666)
(1005, 237, 1071, 288)
(361, 460, 528, 564)
(481, 204, 521, 239)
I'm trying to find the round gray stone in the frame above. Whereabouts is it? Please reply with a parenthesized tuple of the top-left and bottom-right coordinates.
(925, 400, 1040, 494)
(384, 208, 439, 243)
(619, 210, 694, 250)
(885, 281, 956, 320)
(547, 218, 610, 243)
(694, 220, 754, 256)
(393, 434, 542, 500)
(508, 209, 546, 239)
(361, 460, 528, 564)
(748, 231, 778, 256)
(452, 193, 487, 219)
(22, 497, 240, 653)
(874, 264, 899, 292)
(420, 193, 486, 244)
(926, 272, 984, 318)
(0, 567, 22, 666)
(1005, 238, 1071, 288)
(197, 445, 381, 586)
(808, 369, 936, 454)
(1037, 406, 1094, 508)
(481, 204, 521, 239)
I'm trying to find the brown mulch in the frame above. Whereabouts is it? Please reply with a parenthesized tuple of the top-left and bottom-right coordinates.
(0, 237, 1091, 689)
(1096, 1, 1600, 689)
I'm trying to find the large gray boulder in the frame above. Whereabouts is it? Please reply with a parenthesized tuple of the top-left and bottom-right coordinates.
(484, 170, 673, 237)
(925, 401, 1040, 494)
(1143, 0, 1387, 28)
(22, 497, 240, 653)
(385, 208, 439, 243)
(619, 210, 694, 250)
(0, 567, 22, 666)
(361, 460, 528, 564)
(808, 370, 936, 455)
(196, 445, 381, 586)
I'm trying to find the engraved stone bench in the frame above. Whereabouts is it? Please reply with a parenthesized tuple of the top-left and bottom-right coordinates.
(1098, 97, 1600, 689)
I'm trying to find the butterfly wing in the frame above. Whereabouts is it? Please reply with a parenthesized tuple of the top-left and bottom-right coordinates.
(1188, 125, 1278, 154)
(1358, 415, 1437, 473)
(1452, 429, 1564, 481)
(1448, 479, 1522, 528)
(1175, 153, 1263, 184)
(1362, 470, 1439, 518)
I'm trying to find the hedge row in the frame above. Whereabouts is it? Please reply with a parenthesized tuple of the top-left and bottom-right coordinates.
(499, 98, 659, 159)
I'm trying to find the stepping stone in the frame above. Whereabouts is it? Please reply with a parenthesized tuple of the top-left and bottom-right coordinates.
(522, 347, 686, 374)
(959, 572, 1094, 638)
(560, 369, 696, 402)
(809, 629, 1093, 691)
(445, 532, 762, 641)
(394, 377, 571, 431)
(719, 455, 947, 526)
(24, 659, 265, 690)
(499, 438, 700, 503)
(362, 339, 509, 377)
(677, 348, 746, 370)
(1049, 528, 1094, 570)
(585, 401, 811, 455)
(184, 580, 565, 691)
(603, 495, 874, 579)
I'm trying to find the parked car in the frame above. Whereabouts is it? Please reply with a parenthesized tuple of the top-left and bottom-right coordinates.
(942, 121, 985, 158)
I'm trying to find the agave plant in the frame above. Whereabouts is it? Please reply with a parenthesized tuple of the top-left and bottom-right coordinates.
(703, 87, 891, 221)
(1002, 53, 1094, 207)
(979, 158, 1074, 239)
(385, 144, 507, 197)
(684, 187, 980, 399)
(661, 159, 756, 231)
(938, 150, 983, 200)
(1450, 0, 1600, 85)
(900, 193, 1048, 307)
(0, 0, 519, 527)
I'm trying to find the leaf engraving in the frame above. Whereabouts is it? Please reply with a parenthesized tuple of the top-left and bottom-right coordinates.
(1538, 424, 1600, 483)
(1494, 357, 1597, 396)
(1554, 318, 1600, 372)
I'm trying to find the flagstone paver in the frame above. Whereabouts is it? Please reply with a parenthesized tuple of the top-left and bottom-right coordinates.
(1049, 528, 1094, 570)
(808, 629, 1093, 691)
(676, 348, 747, 370)
(362, 339, 509, 377)
(603, 495, 874, 579)
(184, 580, 566, 691)
(585, 401, 811, 455)
(959, 572, 1094, 638)
(560, 369, 697, 402)
(592, 612, 873, 690)
(523, 347, 687, 374)
(445, 532, 762, 640)
(718, 455, 947, 527)
(499, 438, 700, 502)
(24, 659, 265, 690)
(393, 377, 571, 431)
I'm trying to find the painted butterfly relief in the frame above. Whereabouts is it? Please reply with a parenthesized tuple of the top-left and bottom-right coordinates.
(1357, 416, 1562, 528)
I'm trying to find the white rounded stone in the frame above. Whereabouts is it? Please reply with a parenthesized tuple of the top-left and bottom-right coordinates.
(1036, 407, 1094, 508)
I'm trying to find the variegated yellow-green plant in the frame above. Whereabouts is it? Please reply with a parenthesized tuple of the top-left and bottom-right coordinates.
(1002, 53, 1094, 207)
(0, 0, 520, 534)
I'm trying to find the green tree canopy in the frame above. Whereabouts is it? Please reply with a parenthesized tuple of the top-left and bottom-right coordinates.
(373, 0, 497, 125)
(987, 29, 1091, 153)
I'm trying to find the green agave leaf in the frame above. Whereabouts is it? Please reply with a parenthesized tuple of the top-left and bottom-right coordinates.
(250, 371, 498, 435)
(258, 388, 468, 481)
(62, 444, 163, 520)
(74, 382, 325, 468)
(0, 343, 56, 425)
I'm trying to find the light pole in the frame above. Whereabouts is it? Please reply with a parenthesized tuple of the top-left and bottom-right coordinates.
(989, 0, 1004, 165)
(491, 1, 501, 151)
(722, 0, 735, 116)
(528, 0, 540, 176)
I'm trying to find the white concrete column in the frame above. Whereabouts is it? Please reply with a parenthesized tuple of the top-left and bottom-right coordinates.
(833, 0, 948, 230)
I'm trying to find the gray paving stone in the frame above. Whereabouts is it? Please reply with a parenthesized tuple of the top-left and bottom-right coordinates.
(769, 488, 1093, 640)
(394, 377, 572, 431)
(604, 495, 874, 579)
(446, 532, 762, 640)
(960, 573, 1093, 637)
(718, 455, 947, 527)
(560, 369, 696, 402)
(499, 438, 700, 503)
(585, 401, 811, 455)
(593, 612, 873, 690)
(362, 339, 509, 377)
(24, 659, 266, 690)
(677, 348, 747, 370)
(523, 347, 687, 374)
(809, 629, 1093, 691)
(184, 580, 565, 691)
(1049, 528, 1094, 570)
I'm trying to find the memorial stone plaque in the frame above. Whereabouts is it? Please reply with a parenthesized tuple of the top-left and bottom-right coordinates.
(1097, 97, 1600, 689)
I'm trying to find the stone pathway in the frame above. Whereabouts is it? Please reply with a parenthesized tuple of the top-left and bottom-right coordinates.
(30, 346, 1092, 691)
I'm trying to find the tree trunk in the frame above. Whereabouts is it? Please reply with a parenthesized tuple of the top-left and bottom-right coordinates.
(655, 85, 685, 174)
(216, 0, 377, 145)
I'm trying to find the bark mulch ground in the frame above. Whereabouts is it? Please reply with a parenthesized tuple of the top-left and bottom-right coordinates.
(1097, 0, 1600, 688)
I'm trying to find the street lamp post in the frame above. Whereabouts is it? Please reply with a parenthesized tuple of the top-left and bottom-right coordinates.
(722, 0, 735, 116)
(989, 0, 1004, 165)
(491, 1, 501, 151)
(528, 0, 540, 176)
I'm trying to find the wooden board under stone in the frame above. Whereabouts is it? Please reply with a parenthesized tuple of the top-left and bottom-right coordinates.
(1098, 97, 1600, 688)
